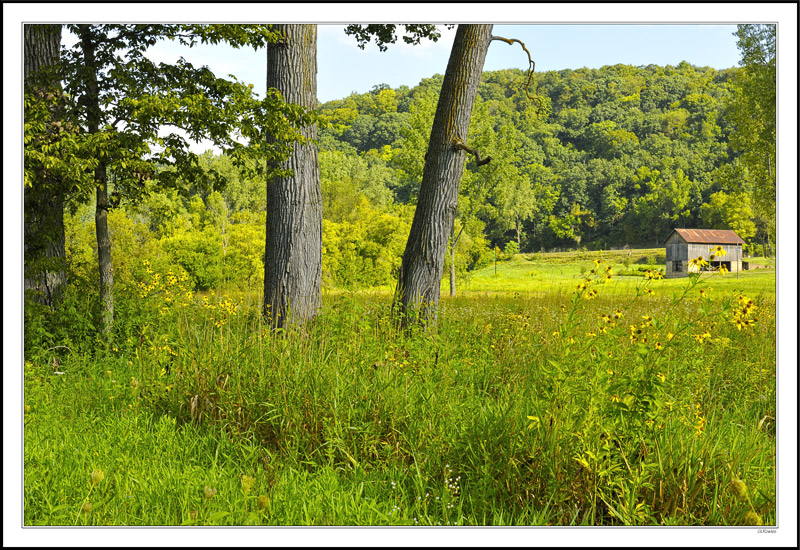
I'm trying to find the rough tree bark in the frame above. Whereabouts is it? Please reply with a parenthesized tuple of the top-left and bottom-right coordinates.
(24, 24, 66, 307)
(263, 24, 322, 329)
(78, 25, 114, 335)
(395, 24, 493, 325)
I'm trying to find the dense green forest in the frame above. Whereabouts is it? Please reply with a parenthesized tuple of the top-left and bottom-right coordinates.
(62, 60, 772, 295)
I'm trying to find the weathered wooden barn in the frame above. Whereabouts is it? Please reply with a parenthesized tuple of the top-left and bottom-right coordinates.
(664, 228, 744, 278)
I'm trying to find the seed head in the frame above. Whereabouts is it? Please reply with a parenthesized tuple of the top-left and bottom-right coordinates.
(743, 511, 763, 526)
(241, 475, 255, 494)
(91, 469, 105, 486)
(256, 494, 270, 510)
(203, 485, 217, 500)
(82, 501, 93, 514)
(730, 478, 748, 500)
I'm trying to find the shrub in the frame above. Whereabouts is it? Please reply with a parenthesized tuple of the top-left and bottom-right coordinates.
(504, 240, 520, 257)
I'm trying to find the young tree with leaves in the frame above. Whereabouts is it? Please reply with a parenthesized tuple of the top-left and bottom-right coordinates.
(726, 24, 776, 242)
(34, 24, 307, 335)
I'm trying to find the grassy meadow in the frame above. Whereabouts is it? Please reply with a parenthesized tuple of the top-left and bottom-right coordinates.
(23, 249, 777, 527)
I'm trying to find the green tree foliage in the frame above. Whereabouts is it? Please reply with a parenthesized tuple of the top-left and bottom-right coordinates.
(726, 24, 776, 241)
(55, 54, 770, 308)
(28, 24, 311, 335)
(700, 191, 757, 240)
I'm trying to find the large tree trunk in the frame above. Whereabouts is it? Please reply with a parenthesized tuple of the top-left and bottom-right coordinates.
(263, 25, 322, 329)
(24, 24, 66, 307)
(78, 25, 114, 335)
(395, 24, 492, 326)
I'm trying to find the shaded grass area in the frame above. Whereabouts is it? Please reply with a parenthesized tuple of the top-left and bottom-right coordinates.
(24, 263, 776, 526)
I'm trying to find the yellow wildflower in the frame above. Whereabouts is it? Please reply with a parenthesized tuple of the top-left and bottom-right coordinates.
(688, 256, 708, 270)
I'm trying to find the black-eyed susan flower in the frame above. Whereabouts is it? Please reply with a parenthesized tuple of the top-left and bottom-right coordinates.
(710, 245, 727, 257)
(688, 256, 709, 270)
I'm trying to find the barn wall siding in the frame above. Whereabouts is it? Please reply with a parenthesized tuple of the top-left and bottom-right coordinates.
(663, 230, 743, 278)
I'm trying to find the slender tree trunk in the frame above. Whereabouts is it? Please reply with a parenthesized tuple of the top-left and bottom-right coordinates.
(516, 219, 521, 249)
(24, 24, 66, 307)
(79, 25, 114, 335)
(395, 24, 493, 326)
(95, 162, 114, 334)
(449, 224, 465, 298)
(264, 24, 322, 329)
(449, 230, 457, 298)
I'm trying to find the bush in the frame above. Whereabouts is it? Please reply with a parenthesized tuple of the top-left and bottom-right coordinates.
(504, 240, 520, 257)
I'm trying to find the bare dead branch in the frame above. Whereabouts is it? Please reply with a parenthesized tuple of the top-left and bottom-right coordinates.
(491, 36, 543, 111)
(453, 138, 492, 167)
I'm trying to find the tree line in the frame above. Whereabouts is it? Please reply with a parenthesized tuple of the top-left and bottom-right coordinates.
(24, 24, 776, 338)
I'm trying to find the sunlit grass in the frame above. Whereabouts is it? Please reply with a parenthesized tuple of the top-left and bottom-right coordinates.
(24, 252, 776, 526)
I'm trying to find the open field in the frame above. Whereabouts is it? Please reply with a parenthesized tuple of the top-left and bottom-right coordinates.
(23, 250, 777, 527)
(454, 249, 777, 298)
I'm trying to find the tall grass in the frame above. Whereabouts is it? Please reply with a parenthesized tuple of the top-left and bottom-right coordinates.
(23, 256, 776, 526)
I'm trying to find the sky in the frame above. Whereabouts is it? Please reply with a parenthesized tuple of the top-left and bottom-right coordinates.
(57, 21, 743, 153)
(62, 23, 743, 104)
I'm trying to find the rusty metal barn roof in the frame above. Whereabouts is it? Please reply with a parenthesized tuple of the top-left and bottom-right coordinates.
(665, 228, 745, 245)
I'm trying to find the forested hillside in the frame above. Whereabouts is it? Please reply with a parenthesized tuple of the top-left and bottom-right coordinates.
(63, 61, 772, 293)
